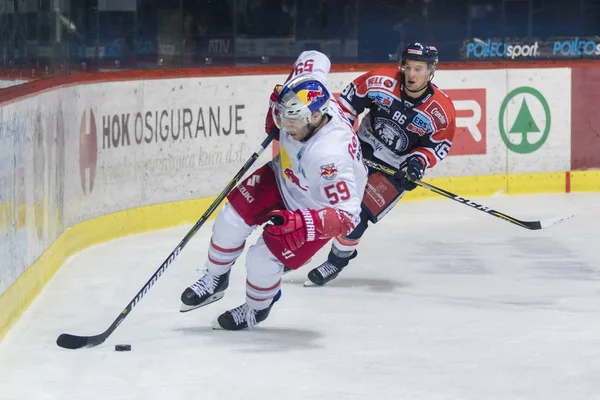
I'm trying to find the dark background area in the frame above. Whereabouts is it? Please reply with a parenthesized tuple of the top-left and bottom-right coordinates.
(0, 0, 598, 76)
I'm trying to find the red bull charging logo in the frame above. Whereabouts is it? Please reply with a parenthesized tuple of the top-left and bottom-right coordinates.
(296, 87, 325, 106)
(284, 168, 308, 191)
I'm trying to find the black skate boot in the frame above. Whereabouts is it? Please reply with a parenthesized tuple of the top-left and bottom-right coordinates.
(215, 303, 268, 331)
(180, 270, 230, 312)
(215, 289, 281, 330)
(307, 250, 357, 286)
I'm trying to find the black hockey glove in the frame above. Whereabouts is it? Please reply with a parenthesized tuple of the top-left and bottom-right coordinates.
(393, 155, 426, 192)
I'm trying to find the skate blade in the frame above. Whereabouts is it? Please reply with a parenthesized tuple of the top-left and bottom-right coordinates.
(212, 320, 224, 330)
(179, 292, 225, 313)
(303, 280, 318, 287)
(212, 320, 254, 331)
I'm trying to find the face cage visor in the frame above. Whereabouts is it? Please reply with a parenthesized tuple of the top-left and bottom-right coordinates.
(273, 90, 316, 130)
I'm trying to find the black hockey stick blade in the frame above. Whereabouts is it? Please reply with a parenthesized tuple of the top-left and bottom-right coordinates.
(56, 333, 106, 350)
(56, 130, 278, 350)
(362, 159, 575, 231)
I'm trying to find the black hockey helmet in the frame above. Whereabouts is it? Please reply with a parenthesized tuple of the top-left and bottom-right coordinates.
(400, 42, 439, 73)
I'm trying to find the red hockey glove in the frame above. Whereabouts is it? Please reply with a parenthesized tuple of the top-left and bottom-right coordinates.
(264, 208, 355, 251)
(265, 84, 283, 136)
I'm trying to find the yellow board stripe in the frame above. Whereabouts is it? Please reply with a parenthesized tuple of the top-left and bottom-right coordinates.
(403, 171, 568, 202)
(571, 170, 600, 192)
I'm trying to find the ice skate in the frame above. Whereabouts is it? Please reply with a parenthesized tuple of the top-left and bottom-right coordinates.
(180, 270, 230, 312)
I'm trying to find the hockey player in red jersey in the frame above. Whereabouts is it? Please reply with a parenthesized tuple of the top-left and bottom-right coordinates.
(307, 42, 457, 286)
(179, 51, 367, 330)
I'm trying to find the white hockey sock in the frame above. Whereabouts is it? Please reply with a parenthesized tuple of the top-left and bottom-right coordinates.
(206, 203, 255, 276)
(246, 279, 281, 311)
(207, 238, 245, 276)
(244, 236, 282, 310)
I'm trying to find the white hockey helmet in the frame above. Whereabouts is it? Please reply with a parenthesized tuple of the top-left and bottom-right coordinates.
(273, 75, 331, 130)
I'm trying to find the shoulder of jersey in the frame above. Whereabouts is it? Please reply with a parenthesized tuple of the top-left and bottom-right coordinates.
(430, 84, 456, 112)
(309, 122, 352, 158)
(354, 67, 400, 95)
(417, 85, 456, 131)
(320, 113, 355, 141)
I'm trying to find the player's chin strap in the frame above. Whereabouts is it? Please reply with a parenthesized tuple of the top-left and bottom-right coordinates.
(300, 113, 330, 143)
(363, 158, 574, 231)
(403, 82, 428, 94)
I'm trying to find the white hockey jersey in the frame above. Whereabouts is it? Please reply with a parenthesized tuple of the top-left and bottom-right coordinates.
(271, 51, 368, 229)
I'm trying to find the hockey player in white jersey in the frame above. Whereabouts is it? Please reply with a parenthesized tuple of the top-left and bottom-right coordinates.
(179, 50, 368, 330)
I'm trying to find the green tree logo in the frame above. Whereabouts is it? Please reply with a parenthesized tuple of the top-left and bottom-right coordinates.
(498, 87, 551, 154)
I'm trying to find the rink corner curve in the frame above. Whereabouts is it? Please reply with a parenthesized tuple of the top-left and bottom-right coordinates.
(0, 197, 220, 342)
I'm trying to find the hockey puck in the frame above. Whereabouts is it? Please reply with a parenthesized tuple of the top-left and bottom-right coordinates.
(115, 344, 131, 352)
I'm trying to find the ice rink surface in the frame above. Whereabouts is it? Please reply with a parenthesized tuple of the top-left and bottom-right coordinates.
(1, 192, 599, 400)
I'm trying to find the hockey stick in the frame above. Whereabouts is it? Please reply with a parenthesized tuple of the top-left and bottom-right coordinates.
(363, 159, 574, 230)
(56, 130, 278, 349)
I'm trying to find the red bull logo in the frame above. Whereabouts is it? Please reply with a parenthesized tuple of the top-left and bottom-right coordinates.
(319, 163, 338, 180)
(296, 87, 325, 105)
(284, 168, 308, 191)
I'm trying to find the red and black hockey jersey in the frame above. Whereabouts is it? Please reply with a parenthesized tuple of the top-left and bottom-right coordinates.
(338, 67, 456, 170)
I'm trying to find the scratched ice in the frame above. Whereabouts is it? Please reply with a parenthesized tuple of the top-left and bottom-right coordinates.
(1, 193, 599, 400)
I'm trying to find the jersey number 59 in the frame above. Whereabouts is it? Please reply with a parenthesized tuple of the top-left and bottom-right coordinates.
(324, 181, 351, 205)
